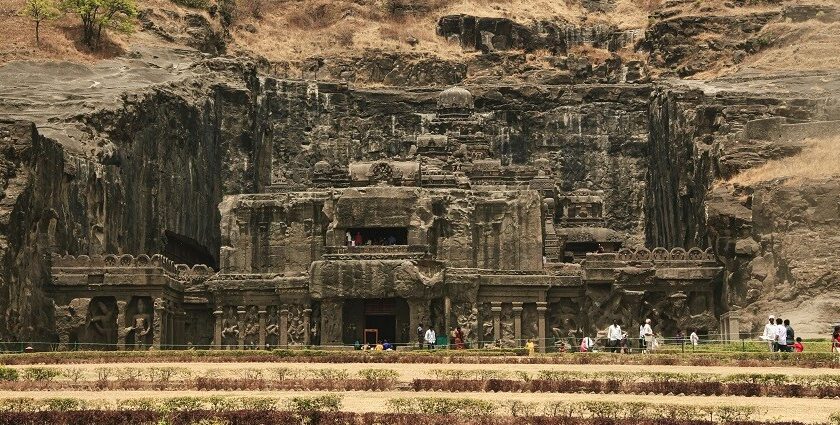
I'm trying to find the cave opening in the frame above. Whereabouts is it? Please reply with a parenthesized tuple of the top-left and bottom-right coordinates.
(163, 230, 218, 269)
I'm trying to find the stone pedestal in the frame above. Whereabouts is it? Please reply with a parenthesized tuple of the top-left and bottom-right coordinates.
(512, 302, 523, 347)
(491, 302, 502, 344)
(720, 311, 741, 343)
(213, 309, 223, 349)
(237, 306, 246, 349)
(537, 301, 547, 353)
(303, 308, 312, 345)
(280, 308, 289, 348)
(258, 310, 267, 349)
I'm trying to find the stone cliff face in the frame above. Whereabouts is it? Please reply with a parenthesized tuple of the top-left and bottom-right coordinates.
(0, 58, 269, 342)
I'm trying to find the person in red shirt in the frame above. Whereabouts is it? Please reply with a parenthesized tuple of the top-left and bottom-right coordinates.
(793, 337, 804, 353)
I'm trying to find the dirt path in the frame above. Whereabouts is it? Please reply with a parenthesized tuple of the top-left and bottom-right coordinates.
(10, 361, 839, 381)
(0, 389, 836, 423)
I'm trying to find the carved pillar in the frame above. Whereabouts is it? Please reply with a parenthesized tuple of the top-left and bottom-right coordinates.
(512, 302, 523, 347)
(491, 302, 502, 343)
(237, 306, 246, 349)
(116, 300, 128, 351)
(280, 307, 289, 348)
(320, 299, 344, 346)
(537, 301, 548, 353)
(153, 298, 165, 350)
(166, 303, 175, 349)
(176, 310, 186, 347)
(258, 309, 267, 349)
(213, 309, 223, 349)
(303, 308, 312, 346)
(444, 296, 452, 344)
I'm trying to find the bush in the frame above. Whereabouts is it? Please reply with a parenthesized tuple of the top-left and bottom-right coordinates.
(357, 368, 399, 382)
(387, 397, 495, 416)
(309, 368, 349, 380)
(22, 367, 61, 382)
(42, 398, 83, 412)
(829, 411, 840, 425)
(0, 367, 19, 382)
(285, 394, 343, 413)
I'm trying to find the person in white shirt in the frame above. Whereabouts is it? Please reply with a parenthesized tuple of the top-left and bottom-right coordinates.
(774, 318, 787, 352)
(761, 315, 776, 352)
(580, 335, 595, 352)
(638, 323, 646, 353)
(424, 327, 436, 349)
(607, 320, 622, 353)
(689, 330, 699, 347)
(642, 319, 654, 353)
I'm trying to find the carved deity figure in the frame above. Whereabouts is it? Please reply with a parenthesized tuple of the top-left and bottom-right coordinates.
(243, 306, 260, 348)
(221, 306, 239, 348)
(126, 298, 151, 350)
(265, 306, 280, 348)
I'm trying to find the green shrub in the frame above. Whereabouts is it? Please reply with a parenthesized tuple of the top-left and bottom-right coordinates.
(828, 411, 840, 425)
(285, 394, 342, 412)
(0, 397, 37, 412)
(309, 368, 349, 380)
(22, 367, 61, 382)
(162, 396, 203, 412)
(62, 368, 84, 383)
(42, 397, 83, 411)
(387, 397, 495, 416)
(357, 368, 399, 381)
(0, 367, 19, 381)
(117, 398, 157, 411)
(237, 396, 278, 410)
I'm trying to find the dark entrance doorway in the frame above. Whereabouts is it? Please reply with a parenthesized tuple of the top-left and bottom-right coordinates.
(365, 298, 396, 344)
(342, 298, 410, 346)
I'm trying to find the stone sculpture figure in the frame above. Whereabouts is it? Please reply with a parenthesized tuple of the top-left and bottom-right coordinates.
(86, 299, 116, 348)
(287, 305, 305, 345)
(243, 306, 259, 348)
(221, 306, 239, 348)
(126, 298, 151, 350)
(265, 305, 279, 347)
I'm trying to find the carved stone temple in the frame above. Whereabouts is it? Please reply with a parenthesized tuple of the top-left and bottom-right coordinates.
(50, 87, 721, 351)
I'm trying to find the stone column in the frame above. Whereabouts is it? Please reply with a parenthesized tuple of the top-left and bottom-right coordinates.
(280, 307, 289, 348)
(303, 308, 312, 346)
(320, 299, 344, 346)
(153, 298, 165, 350)
(176, 310, 186, 348)
(537, 301, 548, 353)
(444, 296, 452, 345)
(512, 302, 523, 347)
(213, 309, 223, 349)
(116, 300, 128, 351)
(258, 309, 267, 349)
(491, 302, 502, 344)
(167, 303, 175, 349)
(237, 306, 246, 349)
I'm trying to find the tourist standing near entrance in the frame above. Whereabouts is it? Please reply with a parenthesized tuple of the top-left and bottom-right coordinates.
(425, 327, 436, 349)
(784, 319, 795, 352)
(762, 315, 776, 351)
(774, 318, 787, 352)
(417, 324, 424, 348)
(642, 319, 654, 353)
(607, 320, 622, 353)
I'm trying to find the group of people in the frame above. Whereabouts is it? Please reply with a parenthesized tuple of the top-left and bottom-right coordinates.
(760, 315, 804, 352)
(584, 319, 701, 354)
(345, 231, 399, 247)
(415, 324, 467, 349)
(354, 340, 394, 351)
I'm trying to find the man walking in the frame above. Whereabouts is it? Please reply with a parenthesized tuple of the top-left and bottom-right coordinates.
(424, 327, 436, 349)
(642, 319, 654, 353)
(607, 320, 622, 353)
(762, 315, 776, 352)
(774, 318, 787, 352)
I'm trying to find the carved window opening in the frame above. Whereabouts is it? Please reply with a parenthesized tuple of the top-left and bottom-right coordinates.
(163, 230, 218, 269)
(345, 227, 408, 246)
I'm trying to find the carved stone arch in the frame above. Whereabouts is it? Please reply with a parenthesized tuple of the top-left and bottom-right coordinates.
(370, 162, 395, 184)
(77, 255, 90, 262)
(634, 248, 651, 261)
(136, 254, 151, 266)
(119, 254, 134, 266)
(669, 248, 687, 261)
(104, 254, 118, 266)
(651, 247, 669, 261)
(192, 265, 209, 274)
(687, 247, 704, 260)
(703, 247, 716, 260)
(617, 248, 633, 261)
(175, 264, 190, 273)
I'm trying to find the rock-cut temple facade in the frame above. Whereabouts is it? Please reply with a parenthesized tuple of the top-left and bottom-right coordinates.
(50, 87, 722, 352)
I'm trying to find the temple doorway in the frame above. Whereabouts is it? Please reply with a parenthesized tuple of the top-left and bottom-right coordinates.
(342, 298, 410, 346)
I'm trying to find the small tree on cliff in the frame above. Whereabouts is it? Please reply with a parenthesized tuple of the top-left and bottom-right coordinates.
(63, 0, 137, 48)
(20, 0, 60, 47)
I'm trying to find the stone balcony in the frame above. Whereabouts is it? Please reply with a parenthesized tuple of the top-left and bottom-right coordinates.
(322, 244, 430, 260)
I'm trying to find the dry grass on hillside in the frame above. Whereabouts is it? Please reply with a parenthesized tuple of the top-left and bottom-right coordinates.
(727, 136, 840, 186)
(741, 21, 840, 74)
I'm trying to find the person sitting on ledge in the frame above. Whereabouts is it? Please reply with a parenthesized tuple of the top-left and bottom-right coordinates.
(793, 337, 804, 353)
(382, 340, 393, 351)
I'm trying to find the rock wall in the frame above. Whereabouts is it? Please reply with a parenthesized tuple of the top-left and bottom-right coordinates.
(0, 60, 268, 342)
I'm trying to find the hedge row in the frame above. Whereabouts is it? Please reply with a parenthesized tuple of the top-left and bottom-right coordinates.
(1, 349, 837, 368)
(411, 378, 840, 398)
